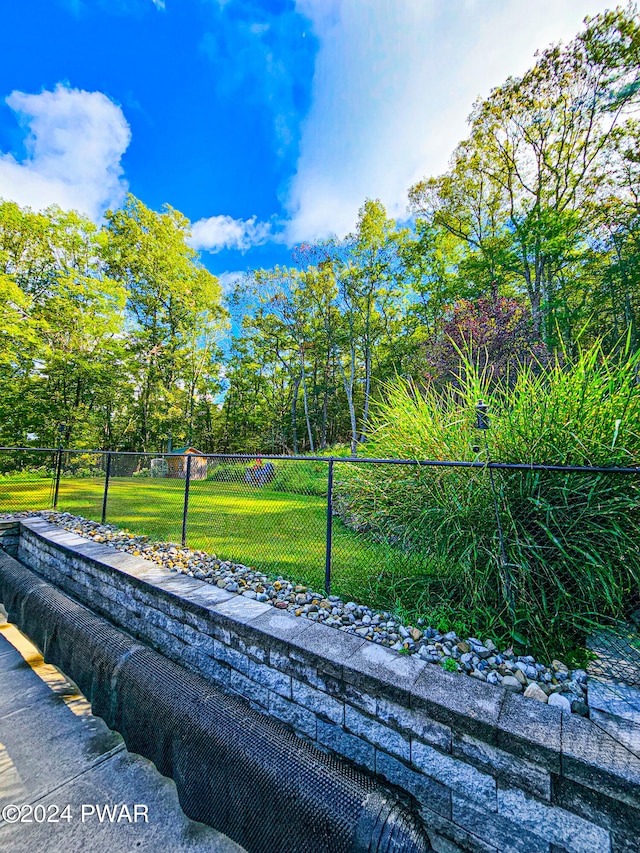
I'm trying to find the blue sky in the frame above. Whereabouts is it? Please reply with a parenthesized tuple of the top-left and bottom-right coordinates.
(0, 0, 617, 285)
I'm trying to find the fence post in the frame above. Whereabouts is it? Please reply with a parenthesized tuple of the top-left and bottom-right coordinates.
(101, 452, 112, 524)
(324, 457, 334, 596)
(476, 400, 516, 622)
(181, 454, 192, 547)
(52, 447, 63, 509)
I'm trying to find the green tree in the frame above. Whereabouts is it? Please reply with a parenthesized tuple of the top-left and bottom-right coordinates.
(410, 5, 640, 344)
(104, 195, 226, 450)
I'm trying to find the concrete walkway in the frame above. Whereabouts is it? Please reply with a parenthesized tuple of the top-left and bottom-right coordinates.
(0, 605, 246, 853)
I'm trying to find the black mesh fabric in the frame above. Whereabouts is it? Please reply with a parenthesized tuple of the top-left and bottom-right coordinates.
(1, 563, 138, 726)
(0, 551, 430, 853)
(0, 551, 48, 625)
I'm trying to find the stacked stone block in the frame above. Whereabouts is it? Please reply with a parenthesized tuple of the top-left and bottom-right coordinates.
(0, 519, 19, 556)
(10, 518, 640, 853)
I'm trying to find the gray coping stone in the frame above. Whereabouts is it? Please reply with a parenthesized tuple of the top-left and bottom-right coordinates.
(287, 620, 368, 677)
(91, 551, 171, 582)
(411, 664, 505, 744)
(22, 522, 236, 623)
(23, 519, 75, 537)
(496, 691, 562, 773)
(23, 526, 168, 585)
(246, 606, 315, 646)
(342, 639, 427, 705)
(211, 594, 272, 622)
(69, 539, 118, 559)
(179, 585, 235, 610)
(589, 708, 640, 761)
(41, 532, 90, 551)
(150, 569, 212, 609)
(561, 711, 640, 811)
(451, 793, 551, 853)
(153, 576, 206, 594)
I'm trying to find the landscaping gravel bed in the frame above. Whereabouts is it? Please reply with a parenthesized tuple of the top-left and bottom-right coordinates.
(7, 510, 590, 715)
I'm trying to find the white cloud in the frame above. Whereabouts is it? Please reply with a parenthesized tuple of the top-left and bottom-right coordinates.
(286, 0, 618, 243)
(216, 270, 246, 293)
(0, 84, 131, 220)
(189, 214, 271, 253)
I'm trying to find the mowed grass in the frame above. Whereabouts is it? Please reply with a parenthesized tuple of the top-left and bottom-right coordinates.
(0, 475, 438, 608)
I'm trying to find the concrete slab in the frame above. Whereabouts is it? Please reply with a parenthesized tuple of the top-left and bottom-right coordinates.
(0, 641, 22, 662)
(0, 615, 245, 852)
(0, 749, 245, 853)
(0, 625, 123, 806)
(0, 660, 61, 718)
(0, 692, 123, 807)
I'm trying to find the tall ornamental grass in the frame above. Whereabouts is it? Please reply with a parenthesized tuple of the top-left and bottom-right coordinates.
(337, 341, 640, 656)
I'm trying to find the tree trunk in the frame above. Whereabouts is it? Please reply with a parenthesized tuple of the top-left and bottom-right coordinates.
(359, 340, 372, 443)
(291, 372, 301, 455)
(320, 353, 329, 451)
(302, 379, 314, 453)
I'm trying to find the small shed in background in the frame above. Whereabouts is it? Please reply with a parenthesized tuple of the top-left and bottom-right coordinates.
(167, 447, 208, 480)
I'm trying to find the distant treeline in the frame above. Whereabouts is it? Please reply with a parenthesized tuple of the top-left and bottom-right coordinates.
(1, 6, 639, 455)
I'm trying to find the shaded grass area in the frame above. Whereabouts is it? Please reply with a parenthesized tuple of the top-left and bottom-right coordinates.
(0, 476, 442, 615)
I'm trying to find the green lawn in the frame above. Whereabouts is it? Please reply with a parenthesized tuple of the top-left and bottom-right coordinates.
(0, 475, 437, 608)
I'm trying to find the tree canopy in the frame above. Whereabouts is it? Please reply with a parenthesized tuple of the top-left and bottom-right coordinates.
(1, 5, 639, 454)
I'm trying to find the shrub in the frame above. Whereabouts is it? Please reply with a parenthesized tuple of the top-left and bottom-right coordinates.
(207, 461, 248, 483)
(61, 453, 103, 478)
(205, 459, 327, 496)
(271, 462, 327, 497)
(0, 465, 53, 481)
(336, 339, 640, 656)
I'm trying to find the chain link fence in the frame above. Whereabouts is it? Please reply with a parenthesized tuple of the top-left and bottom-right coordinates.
(1, 446, 639, 690)
(0, 447, 58, 512)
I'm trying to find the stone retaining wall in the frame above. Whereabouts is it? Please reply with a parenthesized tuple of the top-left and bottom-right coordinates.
(7, 517, 640, 853)
(0, 519, 19, 556)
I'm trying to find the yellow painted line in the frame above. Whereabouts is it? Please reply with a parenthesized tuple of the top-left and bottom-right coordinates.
(0, 621, 90, 718)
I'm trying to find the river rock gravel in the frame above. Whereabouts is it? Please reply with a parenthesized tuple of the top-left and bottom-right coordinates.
(5, 510, 590, 715)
